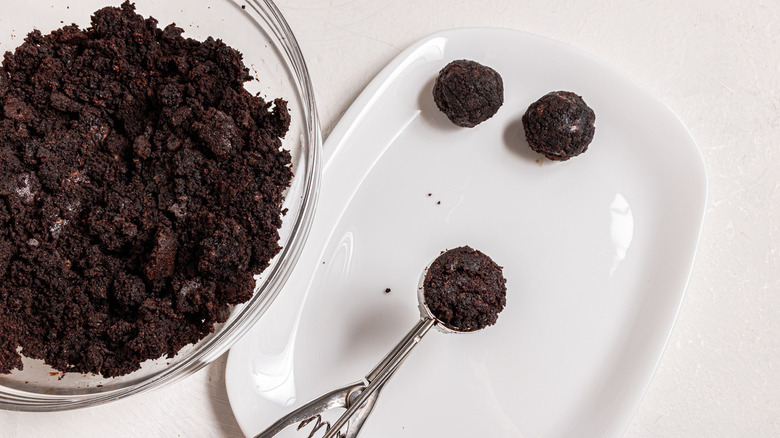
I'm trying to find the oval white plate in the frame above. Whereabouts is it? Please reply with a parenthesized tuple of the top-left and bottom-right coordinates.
(226, 28, 707, 438)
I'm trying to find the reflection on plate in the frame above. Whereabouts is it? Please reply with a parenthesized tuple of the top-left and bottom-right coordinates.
(226, 28, 706, 437)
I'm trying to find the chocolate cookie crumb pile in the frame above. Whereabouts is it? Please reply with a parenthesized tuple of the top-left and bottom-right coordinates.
(423, 246, 506, 332)
(0, 2, 292, 377)
(432, 60, 504, 128)
(522, 91, 596, 161)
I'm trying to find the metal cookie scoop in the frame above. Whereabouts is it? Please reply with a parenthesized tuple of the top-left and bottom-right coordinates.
(255, 247, 504, 438)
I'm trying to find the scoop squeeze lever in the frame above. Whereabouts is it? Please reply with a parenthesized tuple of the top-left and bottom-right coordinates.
(253, 265, 467, 438)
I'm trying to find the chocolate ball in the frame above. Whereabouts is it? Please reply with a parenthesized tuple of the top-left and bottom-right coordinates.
(423, 246, 507, 332)
(432, 60, 504, 128)
(522, 91, 596, 161)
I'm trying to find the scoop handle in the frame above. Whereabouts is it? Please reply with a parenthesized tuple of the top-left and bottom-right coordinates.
(321, 316, 436, 438)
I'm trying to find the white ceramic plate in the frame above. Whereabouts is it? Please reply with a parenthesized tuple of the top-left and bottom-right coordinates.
(226, 28, 707, 438)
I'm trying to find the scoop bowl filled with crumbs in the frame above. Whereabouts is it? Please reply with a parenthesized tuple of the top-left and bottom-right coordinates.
(0, 0, 320, 410)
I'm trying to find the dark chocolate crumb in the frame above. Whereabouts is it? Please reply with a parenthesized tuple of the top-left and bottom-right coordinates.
(423, 246, 506, 332)
(384, 288, 391, 293)
(0, 2, 292, 377)
(241, 4, 246, 9)
(432, 60, 503, 128)
(437, 201, 441, 205)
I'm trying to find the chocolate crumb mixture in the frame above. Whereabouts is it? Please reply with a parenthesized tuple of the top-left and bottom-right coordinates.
(423, 246, 506, 332)
(0, 2, 292, 377)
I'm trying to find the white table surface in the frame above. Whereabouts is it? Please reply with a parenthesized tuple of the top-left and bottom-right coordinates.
(1, 0, 778, 436)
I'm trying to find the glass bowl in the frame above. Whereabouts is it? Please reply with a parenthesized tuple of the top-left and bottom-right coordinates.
(0, 0, 320, 410)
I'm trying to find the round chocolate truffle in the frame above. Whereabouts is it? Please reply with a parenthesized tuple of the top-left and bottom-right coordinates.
(423, 246, 507, 332)
(432, 60, 504, 128)
(522, 91, 596, 161)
